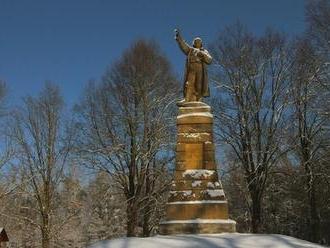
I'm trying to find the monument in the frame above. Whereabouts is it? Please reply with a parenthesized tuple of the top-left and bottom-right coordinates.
(159, 30, 236, 234)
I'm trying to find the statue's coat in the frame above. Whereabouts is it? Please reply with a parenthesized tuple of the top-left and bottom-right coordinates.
(176, 36, 212, 98)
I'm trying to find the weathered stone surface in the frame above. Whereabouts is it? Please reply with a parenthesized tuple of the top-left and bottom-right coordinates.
(165, 202, 229, 220)
(176, 143, 186, 152)
(204, 142, 215, 152)
(178, 106, 211, 115)
(160, 103, 236, 234)
(176, 144, 203, 161)
(171, 179, 223, 191)
(176, 142, 215, 151)
(168, 189, 226, 202)
(177, 113, 213, 125)
(203, 160, 217, 169)
(204, 150, 215, 161)
(174, 169, 218, 181)
(176, 161, 203, 170)
(175, 160, 216, 170)
(159, 220, 237, 235)
(176, 101, 209, 108)
(177, 123, 213, 133)
(177, 133, 212, 143)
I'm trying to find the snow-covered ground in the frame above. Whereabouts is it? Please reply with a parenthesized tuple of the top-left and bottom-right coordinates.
(89, 233, 325, 248)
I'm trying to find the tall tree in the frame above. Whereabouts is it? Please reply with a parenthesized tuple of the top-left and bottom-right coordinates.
(211, 23, 292, 232)
(0, 81, 15, 200)
(304, 1, 330, 242)
(75, 39, 178, 236)
(306, 0, 330, 59)
(306, 0, 330, 116)
(289, 38, 329, 242)
(9, 83, 74, 248)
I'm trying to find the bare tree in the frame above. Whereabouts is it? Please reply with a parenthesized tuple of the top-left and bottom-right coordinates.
(9, 83, 74, 248)
(306, 0, 330, 117)
(211, 23, 292, 232)
(0, 80, 15, 199)
(75, 39, 178, 237)
(81, 171, 126, 243)
(289, 38, 329, 242)
(0, 81, 15, 200)
(306, 0, 330, 58)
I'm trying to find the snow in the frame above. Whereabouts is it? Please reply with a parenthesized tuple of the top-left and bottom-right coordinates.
(167, 200, 227, 205)
(170, 190, 192, 197)
(89, 233, 325, 248)
(204, 189, 224, 197)
(191, 180, 202, 187)
(182, 170, 215, 179)
(207, 182, 215, 188)
(182, 133, 201, 138)
(180, 106, 210, 110)
(183, 191, 192, 197)
(177, 112, 213, 119)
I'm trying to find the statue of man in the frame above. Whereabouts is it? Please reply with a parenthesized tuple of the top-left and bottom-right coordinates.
(174, 29, 212, 104)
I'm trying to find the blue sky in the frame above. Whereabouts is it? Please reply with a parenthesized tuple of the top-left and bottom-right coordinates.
(0, 0, 306, 107)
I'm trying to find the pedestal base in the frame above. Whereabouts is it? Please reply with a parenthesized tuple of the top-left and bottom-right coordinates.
(160, 102, 236, 235)
(159, 219, 236, 235)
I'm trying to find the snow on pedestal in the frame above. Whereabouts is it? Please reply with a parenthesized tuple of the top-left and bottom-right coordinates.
(182, 169, 215, 178)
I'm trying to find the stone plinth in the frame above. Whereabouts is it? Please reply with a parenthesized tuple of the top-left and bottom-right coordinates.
(159, 102, 236, 235)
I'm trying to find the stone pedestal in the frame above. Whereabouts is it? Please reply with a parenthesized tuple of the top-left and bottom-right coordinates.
(159, 102, 236, 235)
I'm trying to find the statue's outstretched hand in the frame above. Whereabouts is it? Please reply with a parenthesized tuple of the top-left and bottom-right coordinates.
(174, 29, 180, 40)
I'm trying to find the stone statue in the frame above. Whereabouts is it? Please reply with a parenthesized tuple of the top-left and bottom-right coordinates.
(160, 30, 236, 235)
(174, 29, 212, 105)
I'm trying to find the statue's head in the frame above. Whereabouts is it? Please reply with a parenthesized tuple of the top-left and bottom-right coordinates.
(193, 37, 203, 48)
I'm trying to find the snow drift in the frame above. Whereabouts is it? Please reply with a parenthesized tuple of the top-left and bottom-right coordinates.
(89, 233, 325, 248)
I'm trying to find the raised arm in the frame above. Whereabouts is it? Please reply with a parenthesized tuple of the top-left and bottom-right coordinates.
(174, 29, 191, 55)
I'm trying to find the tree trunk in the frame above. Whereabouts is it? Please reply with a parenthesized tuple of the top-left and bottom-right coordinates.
(126, 132, 137, 237)
(143, 166, 151, 237)
(310, 188, 320, 242)
(306, 166, 320, 242)
(251, 194, 262, 233)
(248, 181, 262, 233)
(41, 214, 50, 248)
(142, 205, 151, 237)
(126, 199, 137, 237)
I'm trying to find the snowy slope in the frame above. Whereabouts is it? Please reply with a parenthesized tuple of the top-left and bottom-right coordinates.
(89, 233, 325, 248)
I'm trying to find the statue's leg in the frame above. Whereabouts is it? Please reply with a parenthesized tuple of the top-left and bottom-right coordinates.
(186, 72, 196, 102)
(195, 65, 203, 101)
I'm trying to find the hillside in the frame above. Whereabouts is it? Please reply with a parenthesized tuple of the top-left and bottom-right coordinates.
(89, 233, 325, 248)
